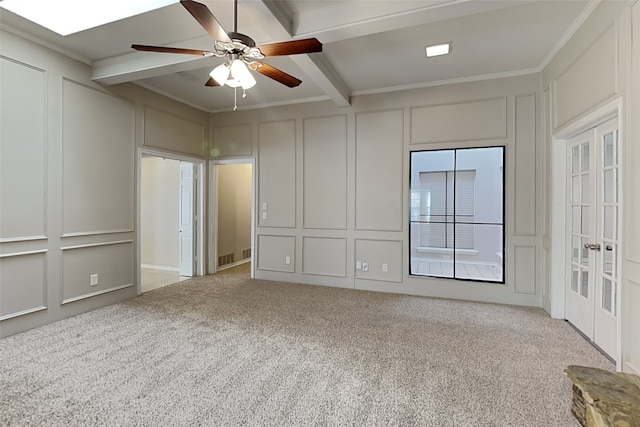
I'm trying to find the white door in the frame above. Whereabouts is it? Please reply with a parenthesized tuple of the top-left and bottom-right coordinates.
(178, 162, 195, 276)
(566, 117, 619, 359)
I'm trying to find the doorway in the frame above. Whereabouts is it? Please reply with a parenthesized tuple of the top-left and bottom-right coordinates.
(565, 117, 620, 359)
(211, 160, 254, 277)
(138, 149, 205, 293)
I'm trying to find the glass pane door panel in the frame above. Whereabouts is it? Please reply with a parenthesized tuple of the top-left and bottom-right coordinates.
(572, 176, 580, 203)
(581, 237, 590, 266)
(581, 270, 589, 298)
(602, 243, 616, 278)
(581, 144, 590, 172)
(571, 236, 580, 262)
(602, 278, 615, 315)
(603, 169, 617, 203)
(572, 146, 580, 173)
(581, 207, 589, 234)
(572, 207, 580, 233)
(571, 267, 579, 292)
(603, 206, 616, 239)
(581, 174, 589, 203)
(603, 132, 616, 167)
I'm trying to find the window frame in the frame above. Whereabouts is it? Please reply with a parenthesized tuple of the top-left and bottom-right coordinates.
(408, 146, 506, 284)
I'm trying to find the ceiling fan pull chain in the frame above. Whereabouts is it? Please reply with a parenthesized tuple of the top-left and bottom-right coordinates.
(234, 86, 238, 111)
(242, 88, 247, 99)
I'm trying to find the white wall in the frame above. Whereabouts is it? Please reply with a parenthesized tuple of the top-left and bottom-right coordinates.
(0, 28, 209, 337)
(141, 156, 180, 270)
(211, 74, 542, 307)
(541, 1, 639, 374)
(217, 163, 252, 267)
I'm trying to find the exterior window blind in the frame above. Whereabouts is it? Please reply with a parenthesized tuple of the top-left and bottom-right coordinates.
(418, 170, 475, 249)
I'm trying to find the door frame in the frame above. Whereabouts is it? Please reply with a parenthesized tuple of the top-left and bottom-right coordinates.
(550, 97, 623, 367)
(209, 158, 256, 279)
(137, 147, 206, 294)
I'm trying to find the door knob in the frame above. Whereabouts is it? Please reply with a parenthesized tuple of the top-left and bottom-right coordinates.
(583, 243, 601, 251)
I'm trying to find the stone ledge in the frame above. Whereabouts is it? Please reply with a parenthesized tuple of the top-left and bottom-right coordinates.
(564, 365, 640, 427)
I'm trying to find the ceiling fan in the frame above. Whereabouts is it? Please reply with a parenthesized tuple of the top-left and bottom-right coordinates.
(131, 0, 322, 95)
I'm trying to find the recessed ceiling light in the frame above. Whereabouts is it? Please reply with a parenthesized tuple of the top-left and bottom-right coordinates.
(0, 0, 176, 36)
(425, 42, 451, 58)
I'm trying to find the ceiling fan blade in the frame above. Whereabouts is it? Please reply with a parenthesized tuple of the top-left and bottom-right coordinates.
(132, 44, 214, 56)
(250, 62, 302, 88)
(257, 38, 322, 57)
(205, 77, 221, 87)
(180, 0, 232, 43)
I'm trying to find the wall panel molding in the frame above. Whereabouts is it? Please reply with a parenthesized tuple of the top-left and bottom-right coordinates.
(0, 251, 47, 320)
(144, 106, 205, 157)
(213, 124, 252, 158)
(355, 109, 403, 232)
(0, 56, 47, 241)
(256, 234, 295, 273)
(303, 115, 347, 230)
(514, 93, 537, 236)
(513, 245, 536, 294)
(61, 240, 134, 303)
(554, 24, 618, 129)
(62, 78, 135, 236)
(410, 97, 507, 144)
(302, 236, 347, 277)
(258, 120, 296, 228)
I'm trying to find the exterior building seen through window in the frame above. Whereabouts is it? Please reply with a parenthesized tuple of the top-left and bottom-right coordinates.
(409, 147, 504, 282)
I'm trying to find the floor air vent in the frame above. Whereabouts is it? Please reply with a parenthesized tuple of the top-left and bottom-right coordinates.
(218, 253, 235, 267)
(241, 248, 251, 260)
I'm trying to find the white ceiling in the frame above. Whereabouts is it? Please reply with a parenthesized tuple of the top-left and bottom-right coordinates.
(0, 0, 593, 112)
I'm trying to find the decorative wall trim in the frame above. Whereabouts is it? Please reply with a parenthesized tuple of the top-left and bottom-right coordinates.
(0, 249, 48, 258)
(0, 236, 48, 244)
(61, 239, 134, 251)
(61, 230, 134, 238)
(0, 306, 47, 322)
(61, 283, 134, 305)
(354, 109, 404, 232)
(514, 93, 537, 236)
(514, 245, 536, 294)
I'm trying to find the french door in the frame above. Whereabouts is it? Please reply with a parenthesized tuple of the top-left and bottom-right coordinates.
(566, 117, 619, 359)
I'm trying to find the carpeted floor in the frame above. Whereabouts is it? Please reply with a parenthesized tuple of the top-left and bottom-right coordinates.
(1, 266, 612, 426)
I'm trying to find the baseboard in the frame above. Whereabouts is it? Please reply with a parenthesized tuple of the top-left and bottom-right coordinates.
(218, 259, 250, 271)
(141, 264, 179, 272)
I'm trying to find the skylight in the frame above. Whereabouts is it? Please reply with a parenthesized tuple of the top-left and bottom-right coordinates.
(0, 0, 177, 36)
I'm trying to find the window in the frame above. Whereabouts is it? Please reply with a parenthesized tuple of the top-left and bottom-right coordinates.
(410, 147, 504, 282)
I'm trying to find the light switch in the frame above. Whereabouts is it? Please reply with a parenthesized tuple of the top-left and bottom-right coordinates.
(262, 212, 267, 220)
(356, 261, 362, 270)
(382, 263, 388, 272)
(285, 256, 291, 265)
(90, 274, 98, 286)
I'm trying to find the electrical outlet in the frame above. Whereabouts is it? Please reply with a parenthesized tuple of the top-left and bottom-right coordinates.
(382, 263, 388, 272)
(362, 262, 369, 271)
(262, 202, 268, 210)
(285, 256, 291, 265)
(262, 212, 267, 220)
(356, 261, 362, 270)
(90, 274, 98, 286)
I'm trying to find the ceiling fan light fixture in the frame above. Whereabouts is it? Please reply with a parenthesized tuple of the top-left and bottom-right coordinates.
(230, 59, 256, 89)
(210, 63, 230, 85)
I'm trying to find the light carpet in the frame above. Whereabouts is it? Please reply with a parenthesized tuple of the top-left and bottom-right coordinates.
(0, 266, 613, 426)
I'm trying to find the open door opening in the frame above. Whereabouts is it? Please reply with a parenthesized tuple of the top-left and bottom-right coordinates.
(140, 153, 203, 293)
(213, 162, 254, 277)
